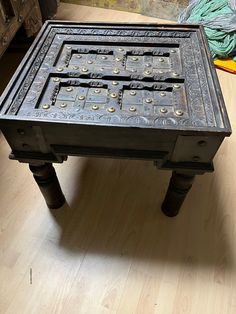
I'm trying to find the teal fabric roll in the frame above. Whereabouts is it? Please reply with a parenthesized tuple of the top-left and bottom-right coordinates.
(179, 0, 236, 59)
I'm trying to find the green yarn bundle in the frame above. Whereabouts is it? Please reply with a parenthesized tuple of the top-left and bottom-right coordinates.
(179, 0, 236, 59)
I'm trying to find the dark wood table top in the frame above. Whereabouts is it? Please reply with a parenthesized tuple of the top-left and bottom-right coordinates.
(0, 21, 231, 133)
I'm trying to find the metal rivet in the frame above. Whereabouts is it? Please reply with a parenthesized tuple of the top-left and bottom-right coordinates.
(158, 70, 163, 74)
(115, 57, 121, 62)
(130, 91, 136, 96)
(132, 57, 138, 61)
(113, 69, 120, 74)
(81, 67, 88, 72)
(57, 67, 63, 72)
(42, 104, 50, 109)
(129, 106, 136, 112)
(87, 60, 93, 64)
(78, 95, 85, 100)
(160, 108, 168, 113)
(145, 98, 152, 103)
(159, 57, 164, 62)
(92, 105, 99, 110)
(66, 46, 72, 50)
(102, 56, 107, 60)
(60, 103, 67, 108)
(144, 70, 152, 75)
(118, 48, 124, 52)
(53, 77, 60, 82)
(131, 69, 137, 72)
(73, 66, 79, 70)
(174, 84, 180, 89)
(100, 68, 104, 71)
(173, 72, 179, 77)
(76, 55, 82, 59)
(66, 87, 73, 92)
(112, 81, 118, 85)
(175, 109, 183, 116)
(198, 140, 207, 147)
(110, 93, 118, 98)
(145, 63, 152, 67)
(107, 107, 115, 113)
(192, 156, 200, 162)
(160, 92, 166, 97)
(94, 89, 101, 94)
(171, 49, 176, 53)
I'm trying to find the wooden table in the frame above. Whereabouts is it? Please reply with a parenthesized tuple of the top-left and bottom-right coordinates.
(0, 0, 42, 58)
(0, 21, 231, 216)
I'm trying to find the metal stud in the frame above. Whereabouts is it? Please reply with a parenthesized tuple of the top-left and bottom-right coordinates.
(130, 91, 136, 96)
(53, 77, 60, 82)
(92, 105, 99, 110)
(144, 70, 152, 75)
(160, 92, 166, 97)
(60, 103, 67, 108)
(118, 48, 124, 52)
(100, 68, 104, 71)
(158, 70, 163, 74)
(129, 106, 136, 112)
(66, 46, 72, 50)
(173, 72, 179, 77)
(113, 69, 120, 74)
(57, 67, 63, 72)
(132, 57, 139, 61)
(171, 49, 176, 53)
(94, 89, 101, 94)
(81, 67, 88, 72)
(73, 66, 79, 70)
(76, 55, 82, 59)
(78, 95, 85, 100)
(145, 63, 152, 67)
(87, 60, 93, 64)
(107, 107, 116, 113)
(42, 104, 50, 109)
(173, 84, 180, 89)
(66, 87, 73, 92)
(175, 109, 183, 116)
(115, 57, 122, 62)
(145, 98, 152, 103)
(112, 81, 118, 85)
(110, 93, 118, 98)
(160, 108, 168, 113)
(159, 57, 164, 62)
(102, 56, 107, 60)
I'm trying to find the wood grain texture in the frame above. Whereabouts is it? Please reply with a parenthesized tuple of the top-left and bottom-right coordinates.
(0, 3, 236, 314)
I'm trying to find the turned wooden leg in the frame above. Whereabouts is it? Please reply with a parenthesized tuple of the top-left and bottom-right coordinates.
(162, 171, 195, 217)
(29, 163, 65, 209)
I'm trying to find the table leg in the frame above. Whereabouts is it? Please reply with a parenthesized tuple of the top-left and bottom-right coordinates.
(29, 163, 65, 209)
(162, 171, 195, 217)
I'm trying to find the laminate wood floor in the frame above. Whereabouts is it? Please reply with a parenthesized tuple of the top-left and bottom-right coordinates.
(0, 3, 236, 314)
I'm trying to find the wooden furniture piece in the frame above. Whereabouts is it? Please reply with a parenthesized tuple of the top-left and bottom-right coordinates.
(0, 21, 231, 216)
(0, 0, 42, 58)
